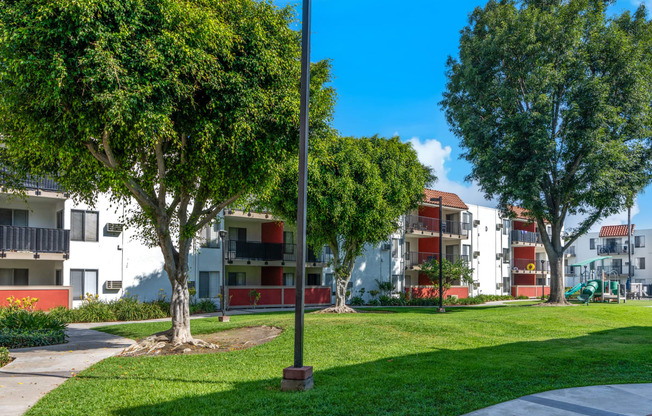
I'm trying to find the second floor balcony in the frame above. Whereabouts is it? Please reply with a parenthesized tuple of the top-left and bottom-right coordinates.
(0, 225, 70, 259)
(511, 230, 542, 246)
(511, 258, 549, 274)
(405, 215, 469, 238)
(596, 244, 630, 256)
(405, 252, 470, 269)
(1, 167, 65, 195)
(227, 240, 331, 264)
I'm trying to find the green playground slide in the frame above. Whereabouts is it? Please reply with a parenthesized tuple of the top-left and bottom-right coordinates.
(565, 283, 585, 298)
(577, 280, 600, 304)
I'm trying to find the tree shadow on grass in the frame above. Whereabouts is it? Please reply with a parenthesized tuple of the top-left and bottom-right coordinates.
(104, 326, 652, 416)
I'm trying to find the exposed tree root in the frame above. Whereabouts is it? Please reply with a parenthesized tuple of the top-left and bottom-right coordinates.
(122, 330, 218, 357)
(315, 305, 357, 314)
(533, 300, 573, 307)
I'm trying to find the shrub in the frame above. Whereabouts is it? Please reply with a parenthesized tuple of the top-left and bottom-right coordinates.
(349, 296, 364, 306)
(0, 346, 10, 366)
(0, 329, 67, 349)
(190, 299, 218, 314)
(517, 295, 529, 300)
(367, 299, 380, 306)
(112, 297, 167, 321)
(0, 309, 67, 332)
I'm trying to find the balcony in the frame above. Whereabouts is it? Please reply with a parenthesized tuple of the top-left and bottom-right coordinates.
(511, 230, 542, 246)
(405, 215, 469, 239)
(511, 258, 549, 274)
(0, 225, 70, 260)
(0, 167, 65, 196)
(596, 265, 627, 276)
(596, 245, 630, 256)
(227, 240, 331, 265)
(566, 246, 576, 257)
(405, 252, 469, 269)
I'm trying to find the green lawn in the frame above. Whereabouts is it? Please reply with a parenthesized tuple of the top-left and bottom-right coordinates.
(28, 301, 652, 416)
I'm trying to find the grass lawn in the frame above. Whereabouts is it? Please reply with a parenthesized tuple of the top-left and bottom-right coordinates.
(28, 301, 652, 416)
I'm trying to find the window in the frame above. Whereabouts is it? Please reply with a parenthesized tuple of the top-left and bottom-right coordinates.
(0, 209, 29, 226)
(502, 219, 510, 235)
(462, 212, 471, 229)
(502, 248, 510, 263)
(198, 271, 220, 298)
(0, 269, 29, 286)
(324, 273, 333, 288)
(637, 258, 645, 270)
(307, 273, 321, 286)
(201, 222, 221, 248)
(71, 210, 99, 242)
(462, 244, 471, 261)
(589, 238, 595, 250)
(283, 273, 295, 286)
(392, 274, 401, 291)
(635, 236, 645, 248)
(56, 210, 64, 229)
(228, 227, 247, 241)
(55, 270, 62, 286)
(70, 269, 98, 300)
(391, 238, 400, 258)
(227, 272, 246, 286)
(283, 231, 294, 254)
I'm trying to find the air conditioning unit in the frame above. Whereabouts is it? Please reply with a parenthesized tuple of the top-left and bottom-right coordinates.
(496, 253, 503, 260)
(473, 251, 481, 258)
(106, 223, 124, 233)
(496, 223, 503, 230)
(473, 220, 481, 227)
(105, 280, 122, 290)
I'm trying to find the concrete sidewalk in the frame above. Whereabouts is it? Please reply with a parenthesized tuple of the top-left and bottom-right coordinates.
(0, 328, 134, 416)
(464, 383, 652, 416)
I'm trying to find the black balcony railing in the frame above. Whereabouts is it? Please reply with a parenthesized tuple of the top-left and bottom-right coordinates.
(227, 240, 331, 263)
(597, 265, 625, 276)
(596, 245, 630, 255)
(0, 225, 70, 253)
(512, 258, 549, 272)
(405, 252, 469, 268)
(566, 246, 576, 256)
(1, 167, 64, 193)
(511, 229, 541, 245)
(405, 215, 469, 237)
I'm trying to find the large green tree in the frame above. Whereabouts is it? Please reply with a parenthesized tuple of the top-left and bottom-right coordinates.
(268, 135, 434, 312)
(441, 0, 652, 304)
(0, 0, 335, 343)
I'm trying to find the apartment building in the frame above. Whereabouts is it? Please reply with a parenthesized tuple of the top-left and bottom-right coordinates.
(565, 225, 651, 288)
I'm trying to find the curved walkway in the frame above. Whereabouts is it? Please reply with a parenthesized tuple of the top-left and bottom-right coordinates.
(464, 383, 652, 416)
(0, 327, 134, 416)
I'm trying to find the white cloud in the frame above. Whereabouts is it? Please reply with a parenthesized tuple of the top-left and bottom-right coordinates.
(631, 0, 652, 10)
(406, 137, 493, 206)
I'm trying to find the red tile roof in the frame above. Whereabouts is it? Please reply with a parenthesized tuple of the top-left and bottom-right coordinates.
(507, 205, 534, 220)
(599, 225, 635, 238)
(422, 189, 468, 210)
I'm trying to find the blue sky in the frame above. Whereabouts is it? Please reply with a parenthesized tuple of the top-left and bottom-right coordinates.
(274, 0, 652, 231)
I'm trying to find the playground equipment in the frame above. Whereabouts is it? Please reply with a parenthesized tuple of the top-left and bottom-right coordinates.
(567, 256, 625, 305)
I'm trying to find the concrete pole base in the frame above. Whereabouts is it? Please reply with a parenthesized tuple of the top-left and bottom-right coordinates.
(437, 307, 446, 313)
(281, 366, 314, 391)
(218, 316, 230, 322)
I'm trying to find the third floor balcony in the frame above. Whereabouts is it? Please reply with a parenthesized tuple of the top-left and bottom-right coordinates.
(226, 240, 331, 265)
(511, 230, 542, 246)
(405, 215, 469, 239)
(0, 225, 70, 260)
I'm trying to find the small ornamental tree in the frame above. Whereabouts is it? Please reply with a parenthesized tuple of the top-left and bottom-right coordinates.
(420, 258, 474, 299)
(441, 0, 652, 304)
(0, 0, 335, 344)
(268, 135, 434, 313)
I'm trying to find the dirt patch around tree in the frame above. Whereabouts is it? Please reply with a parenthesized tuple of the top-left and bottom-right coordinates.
(120, 325, 282, 357)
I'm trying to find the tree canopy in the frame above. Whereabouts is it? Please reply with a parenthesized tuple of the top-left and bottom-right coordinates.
(441, 0, 652, 303)
(267, 135, 434, 312)
(0, 0, 335, 342)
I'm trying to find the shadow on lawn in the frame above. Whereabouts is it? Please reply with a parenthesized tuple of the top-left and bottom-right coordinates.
(102, 326, 652, 416)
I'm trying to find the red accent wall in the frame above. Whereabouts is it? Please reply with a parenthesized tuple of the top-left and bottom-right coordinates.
(419, 237, 439, 254)
(227, 287, 331, 307)
(418, 206, 440, 219)
(513, 274, 536, 285)
(418, 273, 431, 286)
(407, 286, 469, 299)
(261, 267, 283, 286)
(261, 222, 284, 243)
(284, 287, 331, 305)
(513, 221, 535, 232)
(513, 247, 535, 260)
(229, 288, 283, 306)
(511, 286, 550, 298)
(0, 288, 71, 310)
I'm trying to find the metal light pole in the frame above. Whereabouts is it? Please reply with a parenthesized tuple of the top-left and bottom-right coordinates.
(540, 259, 545, 300)
(430, 197, 444, 313)
(282, 0, 313, 392)
(627, 205, 632, 294)
(218, 229, 228, 322)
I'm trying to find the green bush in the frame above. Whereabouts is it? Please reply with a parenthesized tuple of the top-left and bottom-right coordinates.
(0, 346, 10, 366)
(517, 295, 529, 300)
(349, 296, 364, 306)
(111, 297, 167, 321)
(0, 328, 67, 349)
(367, 299, 380, 306)
(189, 299, 218, 315)
(0, 309, 68, 348)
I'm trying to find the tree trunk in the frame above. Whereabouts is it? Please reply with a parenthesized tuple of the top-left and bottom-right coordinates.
(335, 276, 349, 308)
(547, 250, 567, 304)
(169, 275, 192, 344)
